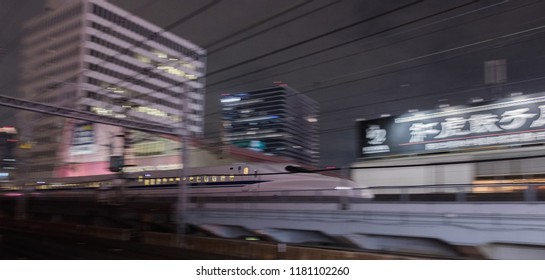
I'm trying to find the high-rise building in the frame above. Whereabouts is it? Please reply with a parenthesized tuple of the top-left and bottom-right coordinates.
(19, 0, 206, 178)
(221, 85, 319, 166)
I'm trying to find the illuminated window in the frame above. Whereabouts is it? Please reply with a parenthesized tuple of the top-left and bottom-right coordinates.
(136, 106, 168, 118)
(135, 54, 151, 64)
(153, 50, 167, 59)
(134, 141, 166, 156)
(91, 106, 113, 116)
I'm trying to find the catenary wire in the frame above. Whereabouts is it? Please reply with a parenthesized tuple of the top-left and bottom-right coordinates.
(203, 0, 314, 50)
(206, 0, 520, 92)
(206, 0, 424, 76)
(206, 0, 342, 54)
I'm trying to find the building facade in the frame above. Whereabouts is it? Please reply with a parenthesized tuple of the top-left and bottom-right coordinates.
(353, 90, 545, 187)
(18, 0, 206, 179)
(221, 85, 319, 166)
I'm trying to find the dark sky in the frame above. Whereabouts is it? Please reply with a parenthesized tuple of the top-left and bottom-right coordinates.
(2, 0, 545, 167)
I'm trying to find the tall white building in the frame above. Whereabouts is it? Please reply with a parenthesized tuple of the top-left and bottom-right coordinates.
(19, 0, 206, 178)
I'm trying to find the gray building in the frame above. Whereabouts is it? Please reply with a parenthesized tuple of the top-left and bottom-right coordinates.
(221, 85, 319, 166)
(18, 0, 206, 178)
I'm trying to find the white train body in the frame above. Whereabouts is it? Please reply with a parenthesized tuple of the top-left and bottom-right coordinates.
(127, 163, 373, 199)
(15, 163, 373, 200)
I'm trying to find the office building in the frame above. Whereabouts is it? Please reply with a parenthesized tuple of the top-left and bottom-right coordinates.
(221, 85, 319, 166)
(18, 0, 206, 178)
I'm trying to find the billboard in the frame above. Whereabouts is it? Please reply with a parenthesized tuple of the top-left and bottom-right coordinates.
(358, 92, 545, 158)
(70, 122, 94, 155)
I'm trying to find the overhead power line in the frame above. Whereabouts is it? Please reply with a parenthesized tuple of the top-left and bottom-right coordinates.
(206, 0, 480, 88)
(204, 0, 313, 50)
(206, 0, 425, 76)
(207, 0, 518, 92)
(206, 0, 342, 54)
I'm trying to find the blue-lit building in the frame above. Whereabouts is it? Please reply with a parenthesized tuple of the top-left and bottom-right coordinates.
(221, 85, 319, 166)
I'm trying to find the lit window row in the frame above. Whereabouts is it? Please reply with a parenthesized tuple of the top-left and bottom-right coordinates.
(90, 105, 179, 121)
(152, 50, 196, 69)
(134, 141, 166, 156)
(136, 106, 168, 118)
(225, 133, 285, 141)
(134, 51, 199, 80)
(138, 175, 237, 186)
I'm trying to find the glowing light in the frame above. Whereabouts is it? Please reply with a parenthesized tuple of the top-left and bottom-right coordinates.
(136, 106, 168, 118)
(91, 107, 113, 116)
(154, 51, 167, 58)
(245, 237, 260, 241)
(0, 127, 17, 134)
(335, 186, 353, 190)
(4, 192, 22, 197)
(221, 97, 241, 103)
(306, 116, 318, 123)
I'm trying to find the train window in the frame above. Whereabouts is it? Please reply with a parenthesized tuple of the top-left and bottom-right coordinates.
(243, 167, 249, 175)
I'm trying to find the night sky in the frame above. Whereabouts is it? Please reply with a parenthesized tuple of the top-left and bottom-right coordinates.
(2, 0, 545, 167)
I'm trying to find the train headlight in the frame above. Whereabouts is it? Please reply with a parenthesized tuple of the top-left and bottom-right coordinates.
(335, 186, 353, 190)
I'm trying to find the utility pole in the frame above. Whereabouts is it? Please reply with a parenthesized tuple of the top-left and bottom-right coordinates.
(108, 127, 131, 205)
(176, 85, 189, 247)
(15, 125, 31, 220)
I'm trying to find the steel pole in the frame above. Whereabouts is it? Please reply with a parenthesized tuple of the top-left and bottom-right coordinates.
(176, 85, 189, 247)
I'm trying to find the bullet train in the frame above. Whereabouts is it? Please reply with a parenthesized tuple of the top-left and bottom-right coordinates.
(5, 163, 373, 202)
